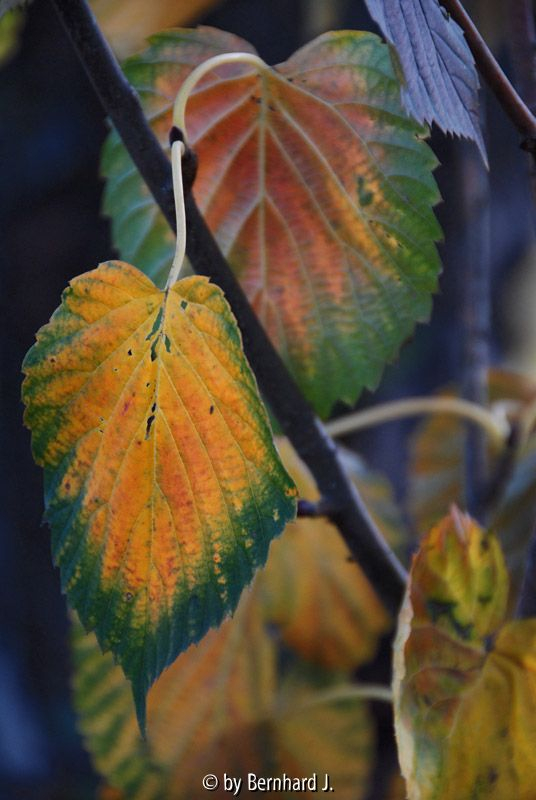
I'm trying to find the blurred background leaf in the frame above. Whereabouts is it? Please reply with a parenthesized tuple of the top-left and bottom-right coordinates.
(91, 0, 223, 58)
(393, 509, 536, 800)
(408, 369, 536, 601)
(72, 585, 376, 799)
(0, 6, 24, 65)
(260, 439, 409, 670)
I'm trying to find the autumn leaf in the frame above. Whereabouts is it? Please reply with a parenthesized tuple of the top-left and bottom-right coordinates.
(91, 0, 222, 58)
(102, 27, 441, 417)
(72, 581, 376, 800)
(364, 0, 485, 161)
(408, 369, 536, 598)
(22, 260, 296, 729)
(260, 440, 408, 670)
(98, 788, 125, 800)
(0, 5, 24, 66)
(70, 440, 407, 798)
(393, 508, 536, 800)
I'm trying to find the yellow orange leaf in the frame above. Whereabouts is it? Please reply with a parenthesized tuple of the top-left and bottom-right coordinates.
(73, 579, 375, 800)
(22, 260, 296, 727)
(393, 508, 536, 800)
(259, 440, 408, 670)
(91, 0, 222, 58)
(102, 27, 441, 417)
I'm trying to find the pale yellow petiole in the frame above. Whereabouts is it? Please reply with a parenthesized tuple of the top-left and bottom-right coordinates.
(325, 396, 510, 449)
(165, 139, 187, 289)
(292, 684, 394, 713)
(172, 51, 269, 143)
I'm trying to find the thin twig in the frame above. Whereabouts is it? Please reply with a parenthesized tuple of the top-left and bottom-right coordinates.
(296, 499, 335, 518)
(47, 0, 408, 614)
(441, 0, 536, 152)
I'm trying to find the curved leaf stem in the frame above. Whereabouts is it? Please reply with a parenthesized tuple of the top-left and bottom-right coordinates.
(173, 51, 269, 140)
(292, 684, 393, 713)
(49, 0, 408, 616)
(440, 0, 536, 148)
(165, 140, 187, 289)
(325, 396, 509, 449)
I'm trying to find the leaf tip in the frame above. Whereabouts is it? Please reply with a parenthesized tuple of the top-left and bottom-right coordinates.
(132, 680, 148, 739)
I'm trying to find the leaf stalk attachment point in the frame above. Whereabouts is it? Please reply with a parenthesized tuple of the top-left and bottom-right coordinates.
(166, 138, 186, 289)
(173, 51, 269, 143)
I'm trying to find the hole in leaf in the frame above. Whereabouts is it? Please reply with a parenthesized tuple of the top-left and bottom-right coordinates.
(145, 414, 156, 439)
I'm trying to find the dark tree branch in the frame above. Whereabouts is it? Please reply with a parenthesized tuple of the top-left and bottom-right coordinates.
(441, 0, 536, 153)
(297, 499, 326, 518)
(47, 0, 407, 614)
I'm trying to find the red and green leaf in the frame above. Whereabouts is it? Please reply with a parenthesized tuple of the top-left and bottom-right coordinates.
(393, 508, 536, 799)
(102, 27, 441, 416)
(22, 260, 296, 728)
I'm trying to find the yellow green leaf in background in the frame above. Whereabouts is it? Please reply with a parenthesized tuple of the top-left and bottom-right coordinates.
(0, 7, 24, 66)
(102, 26, 441, 417)
(22, 260, 296, 729)
(393, 507, 536, 800)
(408, 369, 536, 599)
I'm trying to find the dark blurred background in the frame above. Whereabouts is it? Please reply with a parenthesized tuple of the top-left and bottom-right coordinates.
(1, 0, 534, 797)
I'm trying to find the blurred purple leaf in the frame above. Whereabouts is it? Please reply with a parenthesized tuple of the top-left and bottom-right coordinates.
(365, 0, 487, 163)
